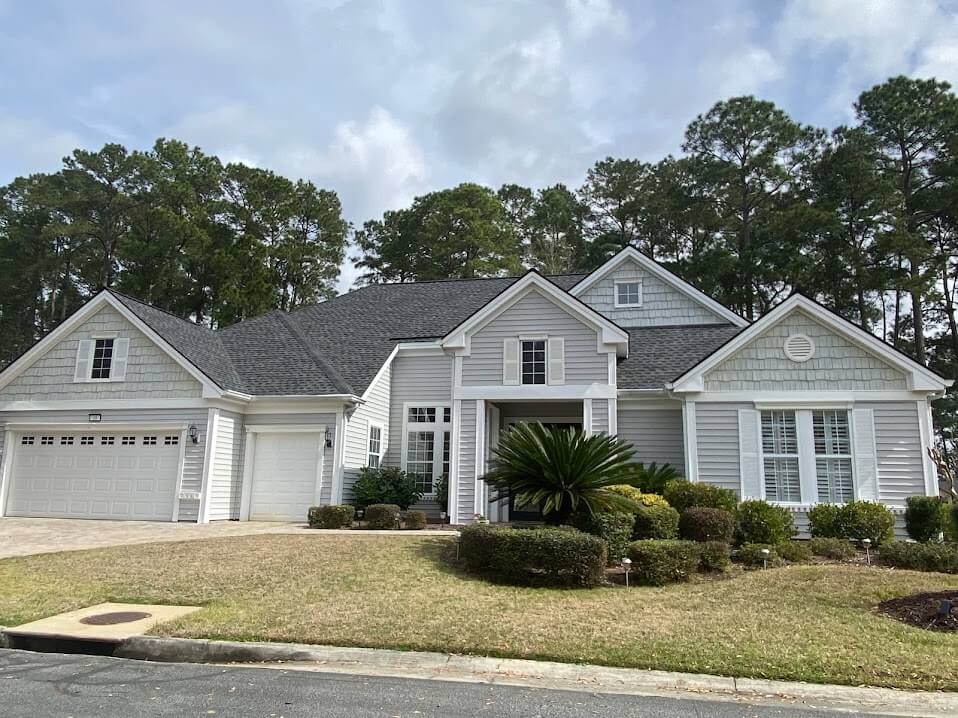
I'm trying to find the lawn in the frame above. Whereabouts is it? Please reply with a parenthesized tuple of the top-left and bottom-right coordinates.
(1, 534, 956, 690)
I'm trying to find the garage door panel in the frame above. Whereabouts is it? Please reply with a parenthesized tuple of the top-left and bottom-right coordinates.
(249, 432, 323, 522)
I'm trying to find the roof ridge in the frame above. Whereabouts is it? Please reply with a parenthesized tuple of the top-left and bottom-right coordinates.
(275, 311, 354, 395)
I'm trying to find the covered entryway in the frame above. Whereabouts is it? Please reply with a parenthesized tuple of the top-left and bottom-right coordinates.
(4, 431, 182, 521)
(246, 431, 324, 522)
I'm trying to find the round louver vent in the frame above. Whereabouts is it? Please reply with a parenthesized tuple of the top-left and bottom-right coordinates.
(784, 334, 815, 363)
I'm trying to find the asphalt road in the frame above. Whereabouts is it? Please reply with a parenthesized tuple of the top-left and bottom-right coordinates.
(0, 648, 903, 718)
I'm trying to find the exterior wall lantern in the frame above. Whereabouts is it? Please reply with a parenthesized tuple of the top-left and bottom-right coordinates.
(188, 425, 199, 444)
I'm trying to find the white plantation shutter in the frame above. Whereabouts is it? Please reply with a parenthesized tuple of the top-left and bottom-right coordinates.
(738, 409, 761, 498)
(502, 338, 519, 385)
(111, 337, 130, 381)
(74, 340, 93, 381)
(547, 337, 565, 385)
(852, 408, 879, 502)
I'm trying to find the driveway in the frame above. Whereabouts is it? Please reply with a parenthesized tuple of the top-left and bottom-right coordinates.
(0, 517, 312, 559)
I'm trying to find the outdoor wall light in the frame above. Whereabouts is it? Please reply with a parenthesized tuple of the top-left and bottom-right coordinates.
(88, 413, 102, 423)
(188, 425, 199, 444)
(325, 427, 333, 448)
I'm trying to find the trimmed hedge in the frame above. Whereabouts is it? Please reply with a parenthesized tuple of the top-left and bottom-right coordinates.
(365, 503, 401, 529)
(808, 503, 842, 538)
(308, 504, 354, 529)
(627, 539, 701, 586)
(775, 540, 812, 563)
(632, 504, 680, 540)
(351, 466, 423, 510)
(663, 480, 737, 514)
(736, 500, 795, 545)
(904, 496, 943, 543)
(737, 543, 781, 568)
(809, 537, 856, 559)
(808, 501, 895, 544)
(459, 524, 607, 587)
(572, 511, 635, 564)
(402, 510, 427, 530)
(879, 541, 958, 574)
(679, 507, 736, 543)
(699, 541, 731, 572)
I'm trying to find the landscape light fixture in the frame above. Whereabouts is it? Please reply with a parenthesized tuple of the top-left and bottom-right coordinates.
(621, 557, 632, 587)
(188, 425, 199, 444)
(760, 548, 770, 570)
(861, 538, 872, 565)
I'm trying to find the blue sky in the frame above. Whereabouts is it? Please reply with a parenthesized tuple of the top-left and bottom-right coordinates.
(2, 0, 957, 290)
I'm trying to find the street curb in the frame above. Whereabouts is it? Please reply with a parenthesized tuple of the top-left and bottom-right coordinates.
(112, 636, 958, 717)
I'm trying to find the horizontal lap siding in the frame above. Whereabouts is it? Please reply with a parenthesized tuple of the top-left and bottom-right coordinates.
(695, 403, 746, 497)
(462, 289, 607, 385)
(343, 363, 391, 503)
(457, 401, 476, 522)
(591, 399, 609, 434)
(871, 402, 927, 505)
(384, 354, 452, 467)
(208, 411, 244, 520)
(616, 404, 685, 475)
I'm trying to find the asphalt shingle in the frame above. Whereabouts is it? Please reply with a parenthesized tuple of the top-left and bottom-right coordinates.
(617, 323, 744, 389)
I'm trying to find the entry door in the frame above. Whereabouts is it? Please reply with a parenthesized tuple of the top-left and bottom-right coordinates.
(505, 422, 582, 522)
(248, 432, 323, 522)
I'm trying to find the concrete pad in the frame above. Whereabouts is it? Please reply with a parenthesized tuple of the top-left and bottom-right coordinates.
(6, 603, 200, 643)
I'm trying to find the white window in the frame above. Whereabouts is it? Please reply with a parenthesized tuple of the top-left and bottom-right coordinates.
(75, 336, 129, 382)
(91, 338, 115, 379)
(367, 424, 383, 468)
(521, 339, 546, 385)
(813, 410, 853, 503)
(614, 280, 642, 307)
(761, 410, 802, 503)
(143, 436, 157, 446)
(80, 436, 94, 446)
(164, 435, 179, 446)
(403, 404, 452, 495)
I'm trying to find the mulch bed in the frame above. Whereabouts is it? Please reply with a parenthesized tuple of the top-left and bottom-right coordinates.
(877, 591, 958, 632)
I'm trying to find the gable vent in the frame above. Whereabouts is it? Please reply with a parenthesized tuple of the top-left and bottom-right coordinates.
(784, 334, 815, 363)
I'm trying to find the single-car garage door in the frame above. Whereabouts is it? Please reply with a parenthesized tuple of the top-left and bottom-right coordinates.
(248, 432, 323, 522)
(6, 431, 181, 521)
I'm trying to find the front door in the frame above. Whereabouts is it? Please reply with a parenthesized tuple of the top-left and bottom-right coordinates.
(504, 421, 582, 522)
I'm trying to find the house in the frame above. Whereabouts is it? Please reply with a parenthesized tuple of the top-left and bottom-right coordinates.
(0, 247, 949, 530)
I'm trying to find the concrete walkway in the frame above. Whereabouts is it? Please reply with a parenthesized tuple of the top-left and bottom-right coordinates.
(0, 517, 457, 559)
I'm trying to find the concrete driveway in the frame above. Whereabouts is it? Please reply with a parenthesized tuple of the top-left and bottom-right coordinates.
(0, 517, 312, 559)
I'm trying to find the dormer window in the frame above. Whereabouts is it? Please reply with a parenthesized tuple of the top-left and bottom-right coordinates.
(614, 281, 642, 308)
(91, 339, 115, 379)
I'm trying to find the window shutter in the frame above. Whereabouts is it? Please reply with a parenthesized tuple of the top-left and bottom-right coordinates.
(111, 338, 130, 381)
(74, 340, 93, 382)
(502, 338, 519, 385)
(852, 408, 879, 502)
(547, 337, 565, 385)
(738, 409, 761, 499)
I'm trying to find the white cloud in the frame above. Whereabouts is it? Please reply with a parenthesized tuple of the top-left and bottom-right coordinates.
(0, 114, 84, 174)
(565, 0, 627, 40)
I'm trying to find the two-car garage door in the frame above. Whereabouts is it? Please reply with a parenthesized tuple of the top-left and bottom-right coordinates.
(5, 431, 181, 521)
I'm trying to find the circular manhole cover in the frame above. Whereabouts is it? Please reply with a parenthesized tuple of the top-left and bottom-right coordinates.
(79, 611, 153, 626)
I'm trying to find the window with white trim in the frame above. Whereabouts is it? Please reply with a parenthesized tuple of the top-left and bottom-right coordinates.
(520, 339, 546, 385)
(403, 404, 452, 495)
(761, 410, 801, 503)
(91, 338, 115, 379)
(813, 410, 853, 503)
(614, 280, 642, 307)
(367, 424, 383, 468)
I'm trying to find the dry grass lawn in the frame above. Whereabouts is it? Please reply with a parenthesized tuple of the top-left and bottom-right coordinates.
(1, 534, 956, 690)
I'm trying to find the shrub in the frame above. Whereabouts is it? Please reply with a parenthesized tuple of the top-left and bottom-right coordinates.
(402, 510, 427, 530)
(459, 525, 607, 587)
(308, 504, 354, 529)
(632, 504, 680, 540)
(365, 503, 401, 529)
(736, 543, 781, 568)
(808, 503, 842, 538)
(434, 475, 449, 515)
(352, 466, 423, 510)
(699, 541, 731, 572)
(775, 540, 812, 563)
(679, 507, 736, 543)
(736, 500, 795, 545)
(879, 542, 958, 574)
(809, 537, 856, 559)
(837, 501, 895, 544)
(663, 480, 737, 514)
(572, 511, 635, 564)
(608, 485, 670, 508)
(631, 462, 680, 494)
(946, 503, 958, 543)
(627, 540, 701, 586)
(904, 496, 943, 543)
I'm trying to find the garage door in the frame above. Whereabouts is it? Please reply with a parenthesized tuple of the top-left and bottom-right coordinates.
(249, 432, 323, 522)
(6, 431, 181, 521)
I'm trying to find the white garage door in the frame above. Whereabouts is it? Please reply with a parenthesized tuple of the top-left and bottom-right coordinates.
(6, 431, 181, 521)
(249, 432, 323, 522)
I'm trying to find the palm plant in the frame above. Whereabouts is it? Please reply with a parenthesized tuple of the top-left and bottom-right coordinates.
(483, 422, 642, 525)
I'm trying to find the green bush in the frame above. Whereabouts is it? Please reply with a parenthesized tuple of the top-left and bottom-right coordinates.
(308, 504, 354, 529)
(608, 485, 670, 508)
(946, 503, 958, 543)
(352, 466, 423, 510)
(627, 540, 701, 586)
(879, 541, 958, 573)
(459, 525, 607, 587)
(809, 537, 856, 559)
(631, 462, 680, 494)
(699, 541, 731, 572)
(837, 501, 895, 544)
(904, 496, 943, 543)
(807, 503, 842, 538)
(736, 543, 781, 568)
(572, 511, 635, 564)
(365, 503, 401, 529)
(736, 500, 795, 545)
(632, 504, 680, 540)
(775, 540, 812, 563)
(663, 480, 737, 514)
(402, 510, 427, 530)
(679, 507, 736, 543)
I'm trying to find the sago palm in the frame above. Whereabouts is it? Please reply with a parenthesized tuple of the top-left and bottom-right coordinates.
(483, 422, 642, 525)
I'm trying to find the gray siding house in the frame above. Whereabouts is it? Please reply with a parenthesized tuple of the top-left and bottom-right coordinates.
(0, 247, 949, 529)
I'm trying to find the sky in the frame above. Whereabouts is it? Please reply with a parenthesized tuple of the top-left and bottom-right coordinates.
(2, 0, 957, 291)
